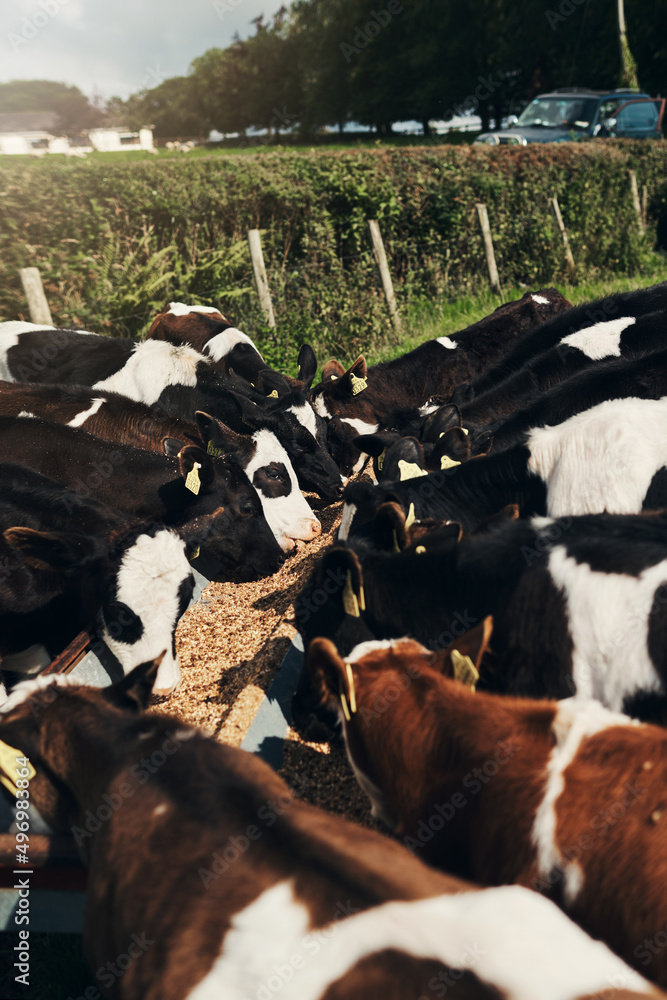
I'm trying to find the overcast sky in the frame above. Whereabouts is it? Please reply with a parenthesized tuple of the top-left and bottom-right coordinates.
(0, 0, 285, 100)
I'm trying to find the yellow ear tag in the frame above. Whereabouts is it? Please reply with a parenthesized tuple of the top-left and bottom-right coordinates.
(441, 455, 461, 471)
(342, 571, 360, 617)
(349, 373, 367, 395)
(268, 390, 279, 399)
(345, 662, 357, 713)
(340, 689, 352, 722)
(206, 441, 223, 458)
(0, 741, 36, 797)
(185, 462, 202, 495)
(451, 649, 479, 691)
(415, 545, 426, 554)
(392, 529, 401, 553)
(358, 584, 366, 612)
(189, 545, 201, 561)
(462, 428, 469, 436)
(330, 374, 338, 380)
(398, 460, 427, 481)
(405, 503, 416, 530)
(377, 448, 387, 471)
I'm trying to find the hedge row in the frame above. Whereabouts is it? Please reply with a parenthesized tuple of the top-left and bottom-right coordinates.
(0, 142, 665, 365)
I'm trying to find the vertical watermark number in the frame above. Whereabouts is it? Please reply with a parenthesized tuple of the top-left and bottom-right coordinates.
(13, 753, 32, 986)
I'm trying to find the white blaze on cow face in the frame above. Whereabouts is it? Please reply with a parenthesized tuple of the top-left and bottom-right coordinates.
(532, 294, 550, 305)
(204, 328, 263, 363)
(436, 336, 457, 349)
(67, 397, 105, 428)
(93, 341, 202, 405)
(185, 879, 654, 1000)
(17, 411, 37, 419)
(558, 316, 636, 360)
(545, 542, 667, 711)
(531, 697, 639, 905)
(245, 429, 320, 552)
(287, 403, 319, 439)
(100, 530, 194, 696)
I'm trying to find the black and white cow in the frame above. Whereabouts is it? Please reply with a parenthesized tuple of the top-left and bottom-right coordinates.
(453, 281, 667, 407)
(0, 325, 342, 501)
(340, 396, 667, 537)
(309, 289, 571, 428)
(0, 464, 194, 694)
(459, 308, 667, 431)
(0, 417, 286, 577)
(480, 346, 667, 454)
(294, 508, 667, 735)
(0, 383, 322, 553)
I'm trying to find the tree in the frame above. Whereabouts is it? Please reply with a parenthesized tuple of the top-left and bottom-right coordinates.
(0, 80, 102, 131)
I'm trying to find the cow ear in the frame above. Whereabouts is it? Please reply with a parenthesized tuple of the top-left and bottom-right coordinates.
(105, 654, 165, 712)
(178, 446, 214, 490)
(440, 616, 493, 681)
(194, 412, 253, 463)
(339, 356, 368, 397)
(471, 430, 493, 457)
(430, 427, 470, 470)
(321, 359, 346, 381)
(421, 403, 462, 443)
(306, 637, 351, 712)
(3, 527, 97, 571)
(226, 390, 265, 432)
(449, 383, 474, 407)
(258, 370, 290, 398)
(296, 345, 317, 387)
(163, 437, 187, 457)
(320, 547, 365, 617)
(373, 501, 408, 551)
(383, 437, 426, 483)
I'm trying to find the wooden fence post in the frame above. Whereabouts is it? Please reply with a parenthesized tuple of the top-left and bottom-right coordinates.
(475, 204, 501, 295)
(628, 170, 644, 233)
(247, 229, 276, 328)
(641, 184, 648, 229)
(367, 219, 402, 334)
(550, 196, 575, 277)
(19, 267, 53, 325)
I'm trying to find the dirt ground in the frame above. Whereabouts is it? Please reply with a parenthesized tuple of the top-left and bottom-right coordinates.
(167, 477, 379, 830)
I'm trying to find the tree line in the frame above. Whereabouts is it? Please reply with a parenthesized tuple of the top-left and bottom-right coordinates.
(2, 0, 665, 139)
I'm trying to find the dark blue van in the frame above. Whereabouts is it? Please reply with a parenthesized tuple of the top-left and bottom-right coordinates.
(474, 87, 665, 145)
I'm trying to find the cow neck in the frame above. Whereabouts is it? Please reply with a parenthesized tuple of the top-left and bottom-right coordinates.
(350, 673, 554, 868)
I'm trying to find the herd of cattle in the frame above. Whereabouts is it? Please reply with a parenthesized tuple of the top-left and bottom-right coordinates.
(2, 282, 667, 998)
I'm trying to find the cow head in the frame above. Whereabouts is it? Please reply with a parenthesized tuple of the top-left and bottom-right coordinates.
(306, 624, 492, 828)
(192, 412, 320, 555)
(163, 434, 285, 577)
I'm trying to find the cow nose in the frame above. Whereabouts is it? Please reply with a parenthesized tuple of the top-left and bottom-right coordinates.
(309, 518, 321, 537)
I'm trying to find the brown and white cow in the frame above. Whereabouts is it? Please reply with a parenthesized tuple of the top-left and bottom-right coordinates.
(0, 662, 662, 1000)
(310, 636, 667, 986)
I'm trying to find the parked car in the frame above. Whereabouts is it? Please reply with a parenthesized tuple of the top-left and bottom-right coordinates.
(474, 87, 665, 145)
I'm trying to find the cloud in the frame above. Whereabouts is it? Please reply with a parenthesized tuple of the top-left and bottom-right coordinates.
(0, 0, 285, 99)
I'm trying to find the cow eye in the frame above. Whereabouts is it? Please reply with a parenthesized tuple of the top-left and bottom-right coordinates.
(267, 469, 281, 479)
(241, 501, 255, 515)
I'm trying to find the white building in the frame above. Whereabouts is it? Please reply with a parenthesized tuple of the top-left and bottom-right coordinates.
(0, 112, 154, 155)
